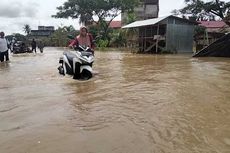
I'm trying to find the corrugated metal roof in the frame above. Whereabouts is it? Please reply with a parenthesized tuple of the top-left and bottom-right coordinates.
(122, 16, 169, 29)
(122, 15, 197, 29)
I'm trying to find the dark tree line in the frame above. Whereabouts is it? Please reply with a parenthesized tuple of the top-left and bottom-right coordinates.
(173, 0, 230, 26)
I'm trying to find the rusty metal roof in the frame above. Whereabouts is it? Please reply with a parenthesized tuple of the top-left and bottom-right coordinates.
(198, 21, 227, 28)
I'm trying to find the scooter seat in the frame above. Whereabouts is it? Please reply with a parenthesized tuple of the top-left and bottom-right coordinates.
(63, 51, 76, 62)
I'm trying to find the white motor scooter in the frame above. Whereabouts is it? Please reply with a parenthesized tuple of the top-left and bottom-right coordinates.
(58, 45, 94, 80)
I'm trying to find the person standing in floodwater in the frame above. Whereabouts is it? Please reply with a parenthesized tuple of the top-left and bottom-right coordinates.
(38, 41, 45, 53)
(31, 39, 37, 53)
(0, 32, 9, 62)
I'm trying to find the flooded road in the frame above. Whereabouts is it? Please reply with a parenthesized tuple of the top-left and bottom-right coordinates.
(0, 47, 230, 153)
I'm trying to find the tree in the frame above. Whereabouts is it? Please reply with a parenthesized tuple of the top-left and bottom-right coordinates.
(23, 24, 31, 36)
(5, 33, 26, 42)
(178, 0, 230, 26)
(109, 29, 127, 47)
(52, 0, 139, 40)
(122, 12, 138, 48)
(48, 26, 78, 47)
(123, 12, 137, 25)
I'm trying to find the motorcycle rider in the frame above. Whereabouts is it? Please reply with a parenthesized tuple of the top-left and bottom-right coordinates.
(69, 26, 95, 54)
(59, 26, 95, 79)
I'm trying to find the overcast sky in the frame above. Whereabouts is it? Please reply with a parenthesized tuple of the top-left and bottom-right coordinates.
(0, 0, 192, 35)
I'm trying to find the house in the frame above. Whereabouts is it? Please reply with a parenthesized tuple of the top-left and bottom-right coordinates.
(135, 0, 159, 20)
(89, 21, 121, 30)
(193, 33, 230, 57)
(109, 21, 122, 29)
(198, 21, 228, 32)
(122, 0, 159, 22)
(195, 21, 229, 51)
(122, 15, 197, 53)
(30, 26, 55, 37)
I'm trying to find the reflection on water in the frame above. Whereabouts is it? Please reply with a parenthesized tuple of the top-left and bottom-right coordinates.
(0, 48, 230, 153)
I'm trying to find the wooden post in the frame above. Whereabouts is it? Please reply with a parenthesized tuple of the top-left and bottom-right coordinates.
(206, 30, 209, 46)
(156, 24, 160, 53)
(140, 28, 143, 52)
(144, 27, 147, 52)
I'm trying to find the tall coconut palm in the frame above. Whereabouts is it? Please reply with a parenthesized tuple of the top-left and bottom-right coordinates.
(23, 24, 31, 36)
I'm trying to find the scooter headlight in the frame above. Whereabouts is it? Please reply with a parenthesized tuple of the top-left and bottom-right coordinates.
(59, 57, 63, 63)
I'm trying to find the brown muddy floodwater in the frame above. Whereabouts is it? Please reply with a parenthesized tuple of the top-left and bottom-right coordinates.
(0, 47, 230, 153)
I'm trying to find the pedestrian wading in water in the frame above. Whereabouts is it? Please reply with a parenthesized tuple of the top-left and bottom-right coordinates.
(0, 32, 9, 62)
(31, 39, 37, 53)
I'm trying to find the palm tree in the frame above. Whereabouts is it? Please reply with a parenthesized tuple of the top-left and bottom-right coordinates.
(23, 24, 31, 36)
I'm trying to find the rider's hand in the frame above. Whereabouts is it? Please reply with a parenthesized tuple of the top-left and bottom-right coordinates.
(68, 45, 74, 49)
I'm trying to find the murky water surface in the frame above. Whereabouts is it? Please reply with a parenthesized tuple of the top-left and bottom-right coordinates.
(0, 48, 230, 153)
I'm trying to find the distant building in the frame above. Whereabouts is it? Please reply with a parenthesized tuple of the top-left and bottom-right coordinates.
(195, 21, 230, 51)
(90, 21, 122, 29)
(122, 15, 197, 53)
(122, 0, 159, 24)
(136, 0, 159, 20)
(109, 21, 122, 29)
(198, 21, 228, 33)
(38, 26, 55, 31)
(30, 26, 55, 37)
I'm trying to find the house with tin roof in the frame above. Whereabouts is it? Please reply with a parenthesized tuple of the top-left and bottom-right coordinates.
(122, 15, 197, 53)
(195, 21, 230, 51)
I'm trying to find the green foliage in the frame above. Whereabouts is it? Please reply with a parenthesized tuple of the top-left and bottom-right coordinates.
(51, 27, 68, 46)
(6, 33, 28, 46)
(52, 0, 139, 44)
(97, 39, 109, 48)
(88, 25, 100, 38)
(53, 0, 139, 23)
(39, 26, 78, 47)
(123, 12, 137, 25)
(122, 12, 138, 48)
(109, 29, 127, 47)
(11, 33, 27, 41)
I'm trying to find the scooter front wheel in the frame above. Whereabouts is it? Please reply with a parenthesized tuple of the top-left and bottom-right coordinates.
(81, 69, 92, 80)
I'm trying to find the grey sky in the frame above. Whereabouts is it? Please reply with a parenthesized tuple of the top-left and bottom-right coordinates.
(0, 1, 38, 18)
(0, 0, 215, 35)
(0, 0, 74, 35)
